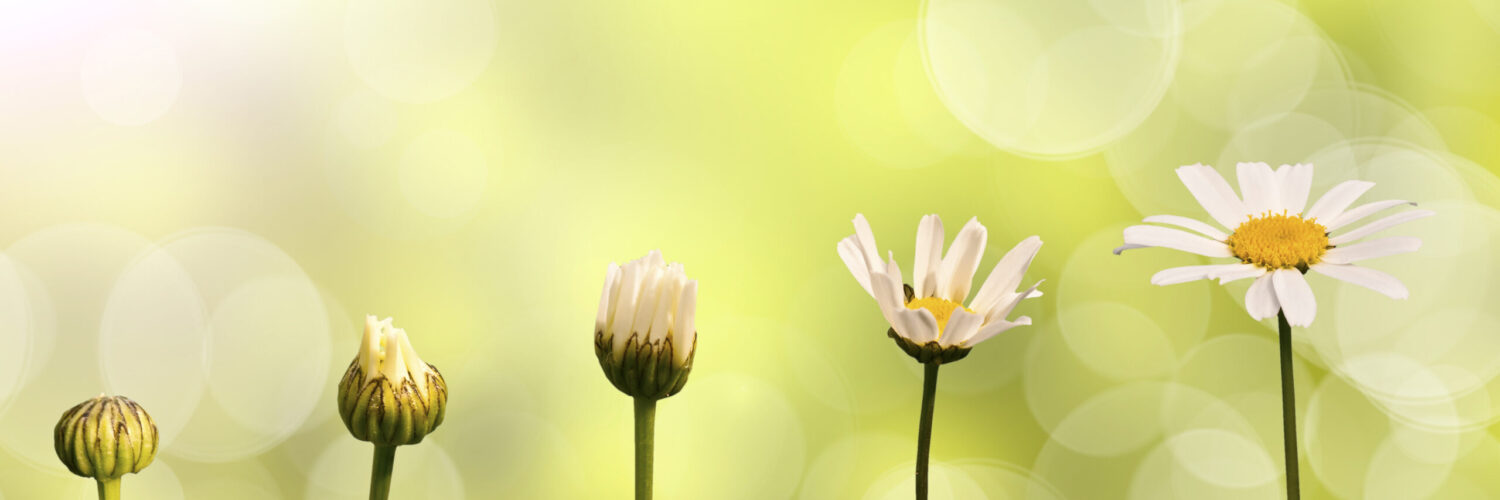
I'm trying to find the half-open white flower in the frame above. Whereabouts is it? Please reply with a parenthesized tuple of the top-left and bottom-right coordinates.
(1115, 163, 1432, 327)
(338, 316, 447, 447)
(595, 250, 698, 399)
(838, 214, 1042, 362)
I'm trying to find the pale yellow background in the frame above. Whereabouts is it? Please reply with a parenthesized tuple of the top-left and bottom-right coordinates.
(0, 0, 1497, 498)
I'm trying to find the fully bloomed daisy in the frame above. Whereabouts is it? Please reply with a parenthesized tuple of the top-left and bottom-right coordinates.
(1115, 163, 1432, 326)
(838, 214, 1042, 363)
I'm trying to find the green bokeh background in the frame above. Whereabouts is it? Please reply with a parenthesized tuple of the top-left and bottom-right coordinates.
(0, 0, 1497, 498)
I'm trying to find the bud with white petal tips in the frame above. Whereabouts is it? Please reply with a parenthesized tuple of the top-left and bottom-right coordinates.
(594, 250, 698, 400)
(54, 395, 158, 499)
(595, 250, 698, 500)
(338, 316, 448, 447)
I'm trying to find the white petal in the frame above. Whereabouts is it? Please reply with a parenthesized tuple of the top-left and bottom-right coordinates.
(1143, 215, 1228, 241)
(1304, 180, 1375, 223)
(1311, 263, 1408, 300)
(1237, 162, 1278, 216)
(1322, 237, 1421, 264)
(673, 280, 698, 364)
(611, 259, 644, 340)
(631, 265, 666, 336)
(965, 316, 1031, 347)
(1176, 163, 1250, 229)
(1121, 225, 1234, 257)
(1112, 243, 1148, 255)
(885, 252, 905, 293)
(912, 214, 945, 299)
(894, 308, 939, 344)
(1271, 269, 1317, 326)
(1276, 163, 1314, 214)
(852, 214, 883, 273)
(1329, 209, 1434, 245)
(596, 263, 621, 333)
(643, 249, 665, 268)
(984, 280, 1042, 324)
(837, 236, 874, 297)
(939, 309, 983, 347)
(1325, 199, 1416, 231)
(936, 217, 987, 303)
(970, 236, 1042, 315)
(647, 270, 684, 342)
(868, 269, 906, 325)
(1206, 263, 1266, 284)
(1150, 264, 1248, 286)
(1245, 274, 1280, 320)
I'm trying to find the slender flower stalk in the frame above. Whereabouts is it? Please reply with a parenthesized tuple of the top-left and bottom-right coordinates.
(633, 397, 656, 499)
(1277, 311, 1299, 500)
(1116, 163, 1429, 498)
(914, 362, 939, 498)
(595, 250, 698, 500)
(54, 395, 158, 500)
(837, 214, 1043, 499)
(338, 316, 448, 500)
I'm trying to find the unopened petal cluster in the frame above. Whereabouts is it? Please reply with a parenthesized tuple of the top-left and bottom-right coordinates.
(1116, 163, 1431, 326)
(839, 214, 1043, 364)
(595, 250, 698, 399)
(54, 395, 158, 481)
(338, 316, 448, 447)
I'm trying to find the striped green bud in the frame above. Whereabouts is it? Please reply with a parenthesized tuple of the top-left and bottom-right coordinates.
(54, 395, 158, 481)
(338, 316, 448, 447)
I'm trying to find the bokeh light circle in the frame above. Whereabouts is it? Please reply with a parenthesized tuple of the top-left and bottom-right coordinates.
(1166, 429, 1276, 488)
(836, 20, 974, 168)
(862, 461, 984, 500)
(100, 247, 209, 448)
(0, 255, 34, 414)
(306, 439, 465, 499)
(1057, 301, 1176, 381)
(921, 0, 1179, 158)
(63, 459, 185, 500)
(140, 228, 330, 462)
(0, 224, 155, 468)
(798, 433, 909, 499)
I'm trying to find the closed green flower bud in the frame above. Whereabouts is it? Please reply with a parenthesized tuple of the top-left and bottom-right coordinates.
(338, 316, 447, 447)
(54, 395, 158, 482)
(594, 250, 698, 400)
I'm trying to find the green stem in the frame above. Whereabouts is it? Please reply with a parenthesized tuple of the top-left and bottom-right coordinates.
(369, 444, 397, 500)
(96, 478, 120, 500)
(634, 397, 657, 500)
(916, 362, 940, 500)
(1278, 311, 1301, 500)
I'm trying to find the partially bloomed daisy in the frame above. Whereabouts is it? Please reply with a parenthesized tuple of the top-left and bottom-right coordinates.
(838, 214, 1042, 363)
(837, 213, 1043, 499)
(1115, 163, 1432, 326)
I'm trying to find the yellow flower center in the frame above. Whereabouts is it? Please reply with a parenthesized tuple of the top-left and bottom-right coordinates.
(905, 296, 973, 338)
(1226, 212, 1330, 270)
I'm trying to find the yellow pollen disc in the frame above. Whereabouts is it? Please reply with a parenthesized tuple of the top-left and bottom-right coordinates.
(905, 296, 974, 338)
(1226, 212, 1330, 270)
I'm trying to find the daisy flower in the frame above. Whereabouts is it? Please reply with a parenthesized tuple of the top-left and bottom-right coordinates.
(1115, 162, 1431, 500)
(838, 214, 1043, 362)
(1114, 163, 1432, 326)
